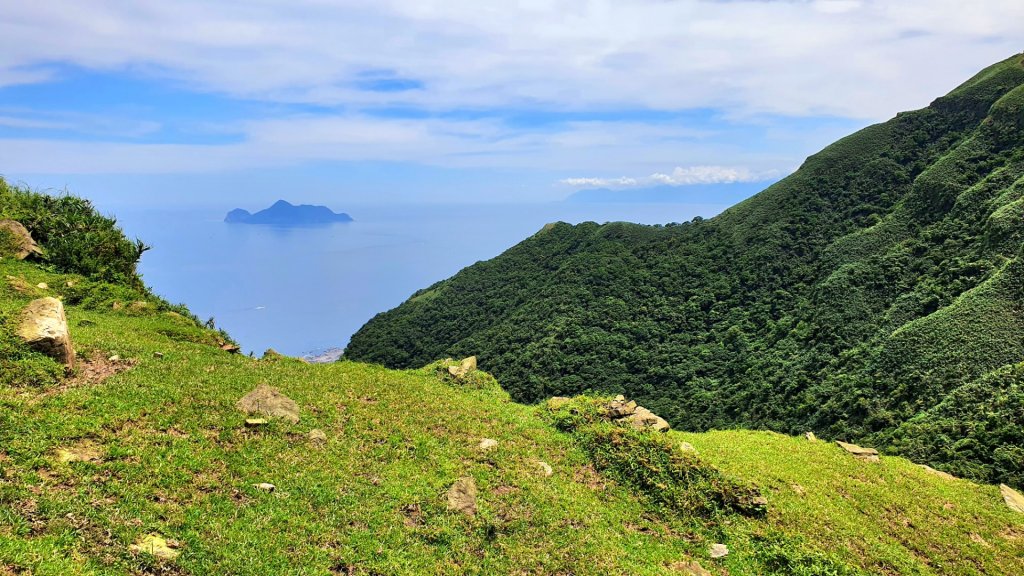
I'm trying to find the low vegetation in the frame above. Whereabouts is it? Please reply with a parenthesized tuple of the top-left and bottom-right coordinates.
(1, 183, 1022, 574)
(345, 53, 1024, 488)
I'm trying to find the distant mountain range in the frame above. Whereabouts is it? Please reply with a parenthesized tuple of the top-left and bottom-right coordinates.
(565, 182, 772, 204)
(225, 200, 353, 226)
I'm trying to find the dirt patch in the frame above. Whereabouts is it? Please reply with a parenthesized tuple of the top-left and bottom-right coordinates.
(54, 439, 104, 464)
(400, 503, 423, 527)
(492, 485, 520, 497)
(574, 464, 608, 491)
(72, 354, 136, 386)
(29, 354, 136, 401)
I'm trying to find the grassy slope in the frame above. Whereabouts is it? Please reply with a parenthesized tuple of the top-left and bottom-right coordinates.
(342, 54, 1024, 486)
(2, 258, 1023, 575)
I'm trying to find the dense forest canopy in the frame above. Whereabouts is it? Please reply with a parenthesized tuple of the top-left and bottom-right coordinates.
(346, 54, 1024, 487)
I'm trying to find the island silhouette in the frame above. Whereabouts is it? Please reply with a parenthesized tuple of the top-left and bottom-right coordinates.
(225, 200, 353, 226)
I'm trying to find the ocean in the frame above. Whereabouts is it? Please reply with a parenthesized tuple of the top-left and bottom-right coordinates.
(111, 202, 729, 357)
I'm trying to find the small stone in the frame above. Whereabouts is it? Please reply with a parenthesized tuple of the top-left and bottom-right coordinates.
(537, 461, 553, 477)
(108, 355, 121, 362)
(244, 418, 269, 428)
(255, 483, 276, 492)
(447, 477, 478, 517)
(308, 429, 327, 445)
(153, 352, 165, 359)
(1001, 484, 1024, 514)
(220, 343, 241, 354)
(805, 431, 817, 442)
(131, 533, 180, 560)
(790, 483, 806, 496)
(836, 441, 880, 462)
(478, 438, 499, 451)
(709, 543, 729, 559)
(679, 442, 698, 454)
(36, 282, 48, 290)
(919, 464, 957, 481)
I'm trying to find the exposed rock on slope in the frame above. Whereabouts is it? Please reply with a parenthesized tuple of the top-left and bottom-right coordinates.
(0, 220, 42, 260)
(17, 297, 74, 367)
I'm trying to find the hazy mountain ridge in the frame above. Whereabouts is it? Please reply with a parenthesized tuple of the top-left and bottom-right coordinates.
(345, 53, 1024, 487)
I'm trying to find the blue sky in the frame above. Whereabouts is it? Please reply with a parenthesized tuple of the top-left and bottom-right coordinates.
(1, 1, 1022, 208)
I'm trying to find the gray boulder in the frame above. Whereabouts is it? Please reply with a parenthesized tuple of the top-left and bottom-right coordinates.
(618, 406, 670, 433)
(17, 297, 74, 367)
(236, 384, 300, 423)
(0, 220, 42, 260)
(447, 477, 478, 517)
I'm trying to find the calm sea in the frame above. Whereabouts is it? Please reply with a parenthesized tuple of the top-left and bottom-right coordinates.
(111, 203, 728, 357)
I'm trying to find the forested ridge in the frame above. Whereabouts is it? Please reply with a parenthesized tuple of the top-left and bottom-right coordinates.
(346, 53, 1024, 487)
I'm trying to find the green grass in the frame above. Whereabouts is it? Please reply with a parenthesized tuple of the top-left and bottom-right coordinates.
(2, 259, 1022, 575)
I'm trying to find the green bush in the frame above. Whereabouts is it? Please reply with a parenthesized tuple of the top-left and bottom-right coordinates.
(0, 178, 148, 286)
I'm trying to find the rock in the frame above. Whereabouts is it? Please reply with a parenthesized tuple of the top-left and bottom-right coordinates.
(606, 397, 638, 418)
(255, 482, 276, 492)
(36, 282, 48, 290)
(447, 356, 478, 378)
(618, 406, 670, 433)
(131, 533, 180, 560)
(537, 461, 554, 477)
(236, 384, 300, 423)
(108, 355, 121, 362)
(836, 441, 879, 462)
(679, 442, 698, 454)
(244, 418, 269, 428)
(547, 396, 572, 410)
(1001, 484, 1024, 514)
(709, 543, 729, 559)
(919, 464, 957, 481)
(447, 477, 478, 517)
(17, 297, 74, 367)
(478, 438, 498, 451)
(220, 343, 241, 354)
(0, 220, 43, 260)
(790, 483, 806, 496)
(805, 431, 817, 442)
(153, 352, 165, 359)
(308, 429, 327, 445)
(668, 560, 712, 575)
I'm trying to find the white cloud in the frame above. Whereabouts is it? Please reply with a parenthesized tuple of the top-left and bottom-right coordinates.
(0, 1, 1021, 118)
(560, 165, 778, 189)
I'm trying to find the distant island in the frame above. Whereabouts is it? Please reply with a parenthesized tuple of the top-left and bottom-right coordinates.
(565, 182, 770, 204)
(225, 200, 353, 226)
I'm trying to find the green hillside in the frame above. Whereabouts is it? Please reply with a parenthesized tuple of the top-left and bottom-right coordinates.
(3, 183, 1024, 574)
(345, 53, 1024, 489)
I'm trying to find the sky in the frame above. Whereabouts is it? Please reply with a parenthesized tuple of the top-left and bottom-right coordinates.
(0, 0, 1022, 208)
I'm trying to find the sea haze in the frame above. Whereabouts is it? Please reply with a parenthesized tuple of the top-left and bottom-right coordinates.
(110, 202, 731, 356)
